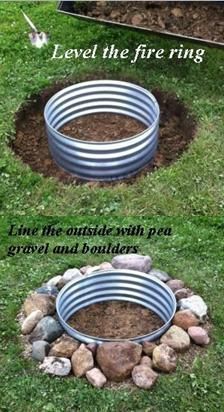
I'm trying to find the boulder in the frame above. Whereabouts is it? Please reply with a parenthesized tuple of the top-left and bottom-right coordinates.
(47, 275, 62, 287)
(23, 293, 55, 316)
(49, 334, 79, 358)
(148, 269, 171, 282)
(175, 288, 193, 300)
(179, 295, 208, 323)
(166, 279, 185, 292)
(29, 316, 63, 343)
(173, 310, 199, 330)
(32, 340, 50, 362)
(112, 254, 152, 273)
(160, 325, 190, 352)
(39, 356, 71, 376)
(71, 344, 94, 377)
(86, 368, 107, 388)
(132, 365, 158, 389)
(80, 265, 92, 274)
(96, 341, 142, 382)
(188, 326, 210, 346)
(62, 268, 82, 284)
(140, 356, 152, 368)
(35, 285, 59, 297)
(85, 266, 101, 276)
(152, 343, 177, 372)
(99, 262, 113, 270)
(142, 341, 157, 356)
(21, 310, 43, 334)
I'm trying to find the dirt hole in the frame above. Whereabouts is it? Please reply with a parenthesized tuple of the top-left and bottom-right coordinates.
(68, 300, 164, 339)
(11, 74, 196, 185)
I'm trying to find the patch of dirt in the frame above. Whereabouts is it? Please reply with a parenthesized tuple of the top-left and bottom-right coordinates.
(59, 113, 146, 142)
(11, 74, 196, 185)
(68, 300, 164, 339)
(75, 1, 224, 44)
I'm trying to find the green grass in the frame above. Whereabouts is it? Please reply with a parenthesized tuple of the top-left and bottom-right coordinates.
(0, 216, 224, 411)
(0, 2, 224, 215)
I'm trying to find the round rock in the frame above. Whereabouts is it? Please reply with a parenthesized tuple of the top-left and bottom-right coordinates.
(160, 325, 190, 352)
(32, 340, 50, 362)
(166, 279, 185, 292)
(47, 275, 62, 288)
(132, 365, 158, 389)
(86, 368, 107, 388)
(179, 295, 208, 323)
(96, 341, 142, 382)
(188, 326, 210, 345)
(142, 341, 157, 356)
(23, 293, 55, 316)
(111, 254, 152, 273)
(39, 356, 71, 376)
(173, 309, 199, 330)
(49, 334, 79, 358)
(148, 269, 171, 282)
(140, 356, 152, 368)
(21, 310, 44, 334)
(152, 343, 177, 372)
(29, 316, 63, 343)
(62, 268, 82, 284)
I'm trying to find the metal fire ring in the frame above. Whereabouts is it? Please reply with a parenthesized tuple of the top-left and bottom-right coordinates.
(56, 269, 176, 344)
(44, 80, 160, 181)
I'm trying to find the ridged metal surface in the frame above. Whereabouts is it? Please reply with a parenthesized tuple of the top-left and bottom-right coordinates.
(56, 270, 176, 343)
(44, 80, 159, 181)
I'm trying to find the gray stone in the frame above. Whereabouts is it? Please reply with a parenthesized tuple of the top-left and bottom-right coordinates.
(36, 285, 59, 297)
(179, 295, 208, 323)
(160, 325, 190, 352)
(32, 340, 50, 362)
(39, 356, 71, 376)
(47, 275, 62, 287)
(166, 279, 185, 292)
(148, 269, 171, 282)
(86, 368, 107, 388)
(21, 310, 44, 334)
(174, 288, 193, 300)
(29, 316, 63, 343)
(132, 365, 158, 389)
(62, 268, 82, 284)
(112, 254, 152, 273)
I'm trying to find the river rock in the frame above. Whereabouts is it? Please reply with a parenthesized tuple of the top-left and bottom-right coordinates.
(166, 279, 185, 292)
(175, 288, 193, 300)
(173, 310, 199, 330)
(29, 316, 63, 343)
(160, 325, 190, 352)
(47, 275, 62, 287)
(132, 365, 158, 389)
(179, 295, 208, 322)
(152, 343, 177, 372)
(188, 326, 210, 345)
(71, 344, 94, 377)
(148, 269, 171, 282)
(21, 310, 44, 334)
(36, 285, 59, 297)
(96, 341, 142, 382)
(140, 356, 152, 368)
(85, 266, 101, 276)
(80, 265, 92, 274)
(86, 368, 107, 388)
(142, 341, 157, 356)
(62, 268, 82, 284)
(49, 334, 79, 357)
(32, 340, 50, 361)
(39, 356, 71, 376)
(99, 262, 113, 270)
(112, 254, 152, 273)
(23, 293, 55, 316)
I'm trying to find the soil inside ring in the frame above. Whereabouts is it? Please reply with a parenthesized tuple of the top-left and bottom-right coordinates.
(11, 74, 196, 186)
(68, 300, 164, 339)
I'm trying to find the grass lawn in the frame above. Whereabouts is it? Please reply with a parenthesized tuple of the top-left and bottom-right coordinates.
(0, 216, 224, 411)
(0, 2, 223, 215)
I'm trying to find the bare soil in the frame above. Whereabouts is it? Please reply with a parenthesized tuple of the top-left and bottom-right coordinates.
(75, 1, 224, 43)
(59, 113, 145, 142)
(68, 300, 164, 339)
(12, 74, 196, 185)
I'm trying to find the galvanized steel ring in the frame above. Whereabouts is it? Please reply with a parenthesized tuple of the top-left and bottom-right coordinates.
(56, 270, 176, 344)
(44, 80, 160, 181)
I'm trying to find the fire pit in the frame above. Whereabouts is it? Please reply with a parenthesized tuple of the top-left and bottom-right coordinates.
(44, 80, 160, 181)
(56, 270, 176, 343)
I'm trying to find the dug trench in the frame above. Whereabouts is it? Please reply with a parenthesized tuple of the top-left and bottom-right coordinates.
(11, 74, 196, 186)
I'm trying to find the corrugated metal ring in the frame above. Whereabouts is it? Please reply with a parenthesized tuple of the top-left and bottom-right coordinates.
(56, 269, 176, 343)
(44, 80, 160, 181)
